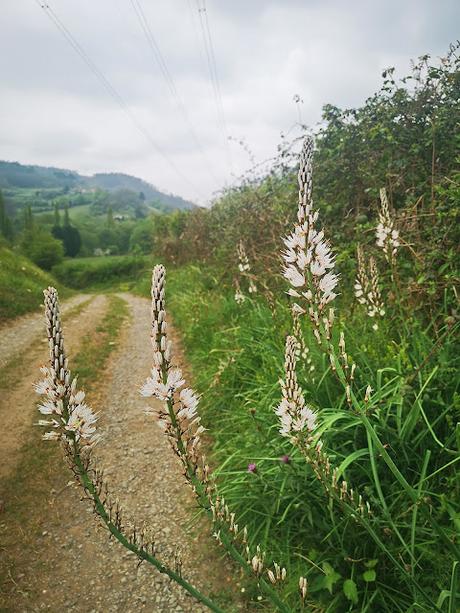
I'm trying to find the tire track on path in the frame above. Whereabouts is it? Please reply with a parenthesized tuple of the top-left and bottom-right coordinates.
(0, 293, 91, 369)
(0, 295, 108, 483)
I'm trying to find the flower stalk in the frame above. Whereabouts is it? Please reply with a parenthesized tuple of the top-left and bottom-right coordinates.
(376, 187, 400, 264)
(35, 286, 226, 613)
(142, 266, 292, 612)
(354, 245, 385, 329)
(277, 137, 445, 612)
(235, 240, 257, 303)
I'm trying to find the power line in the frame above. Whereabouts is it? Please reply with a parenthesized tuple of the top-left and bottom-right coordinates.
(34, 1, 205, 201)
(129, 0, 224, 187)
(194, 0, 233, 173)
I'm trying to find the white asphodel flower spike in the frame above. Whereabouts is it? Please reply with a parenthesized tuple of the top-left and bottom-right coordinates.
(34, 287, 99, 446)
(234, 279, 245, 304)
(236, 240, 257, 298)
(354, 246, 385, 327)
(141, 265, 204, 469)
(237, 240, 251, 273)
(275, 336, 317, 440)
(282, 136, 338, 344)
(376, 187, 400, 263)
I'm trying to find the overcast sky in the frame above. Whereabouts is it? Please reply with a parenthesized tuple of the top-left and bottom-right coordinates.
(1, 1, 458, 205)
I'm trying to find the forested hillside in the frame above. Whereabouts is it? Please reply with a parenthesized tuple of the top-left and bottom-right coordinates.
(0, 161, 196, 214)
(0, 159, 197, 267)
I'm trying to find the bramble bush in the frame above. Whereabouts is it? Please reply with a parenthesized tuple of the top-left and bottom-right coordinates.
(148, 45, 460, 317)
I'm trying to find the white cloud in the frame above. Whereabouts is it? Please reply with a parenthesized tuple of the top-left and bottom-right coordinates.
(0, 0, 458, 205)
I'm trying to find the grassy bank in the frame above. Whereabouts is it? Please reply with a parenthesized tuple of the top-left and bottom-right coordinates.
(0, 246, 73, 322)
(136, 264, 459, 611)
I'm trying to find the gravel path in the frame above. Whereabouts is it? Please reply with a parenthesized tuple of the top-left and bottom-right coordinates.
(0, 293, 90, 369)
(6, 294, 239, 613)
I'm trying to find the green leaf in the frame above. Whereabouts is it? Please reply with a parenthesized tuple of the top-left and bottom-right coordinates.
(362, 569, 377, 582)
(343, 579, 359, 604)
(322, 562, 341, 594)
(364, 559, 378, 568)
(336, 448, 369, 480)
(449, 560, 459, 613)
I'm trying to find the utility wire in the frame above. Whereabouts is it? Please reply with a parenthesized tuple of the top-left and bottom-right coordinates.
(194, 0, 233, 173)
(130, 0, 223, 187)
(35, 0, 205, 201)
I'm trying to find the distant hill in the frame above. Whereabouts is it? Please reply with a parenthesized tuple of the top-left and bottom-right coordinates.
(0, 161, 196, 211)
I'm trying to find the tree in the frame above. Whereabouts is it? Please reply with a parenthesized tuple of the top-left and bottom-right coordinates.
(0, 190, 13, 240)
(64, 203, 70, 227)
(52, 203, 65, 243)
(60, 203, 81, 257)
(24, 204, 34, 233)
(23, 229, 64, 270)
(107, 206, 114, 228)
(54, 202, 61, 227)
(129, 217, 154, 254)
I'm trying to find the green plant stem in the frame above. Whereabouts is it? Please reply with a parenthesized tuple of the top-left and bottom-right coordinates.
(411, 451, 431, 579)
(365, 430, 417, 565)
(164, 398, 291, 613)
(72, 450, 226, 613)
(330, 347, 418, 502)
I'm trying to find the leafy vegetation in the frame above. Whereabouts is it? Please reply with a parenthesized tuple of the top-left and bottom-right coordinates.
(132, 47, 459, 611)
(52, 254, 152, 289)
(147, 47, 459, 315)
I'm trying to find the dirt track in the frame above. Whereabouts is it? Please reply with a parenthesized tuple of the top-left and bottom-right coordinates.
(0, 294, 238, 613)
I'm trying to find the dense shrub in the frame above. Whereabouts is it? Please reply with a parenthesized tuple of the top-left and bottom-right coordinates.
(22, 229, 64, 270)
(52, 255, 152, 289)
(149, 46, 460, 317)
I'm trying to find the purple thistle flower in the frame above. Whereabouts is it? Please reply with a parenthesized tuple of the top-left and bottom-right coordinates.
(280, 455, 291, 464)
(247, 463, 257, 473)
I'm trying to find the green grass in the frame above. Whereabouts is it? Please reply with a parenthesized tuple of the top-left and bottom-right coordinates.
(135, 263, 460, 612)
(0, 293, 129, 608)
(33, 202, 94, 220)
(52, 254, 154, 290)
(72, 294, 130, 390)
(0, 245, 73, 322)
